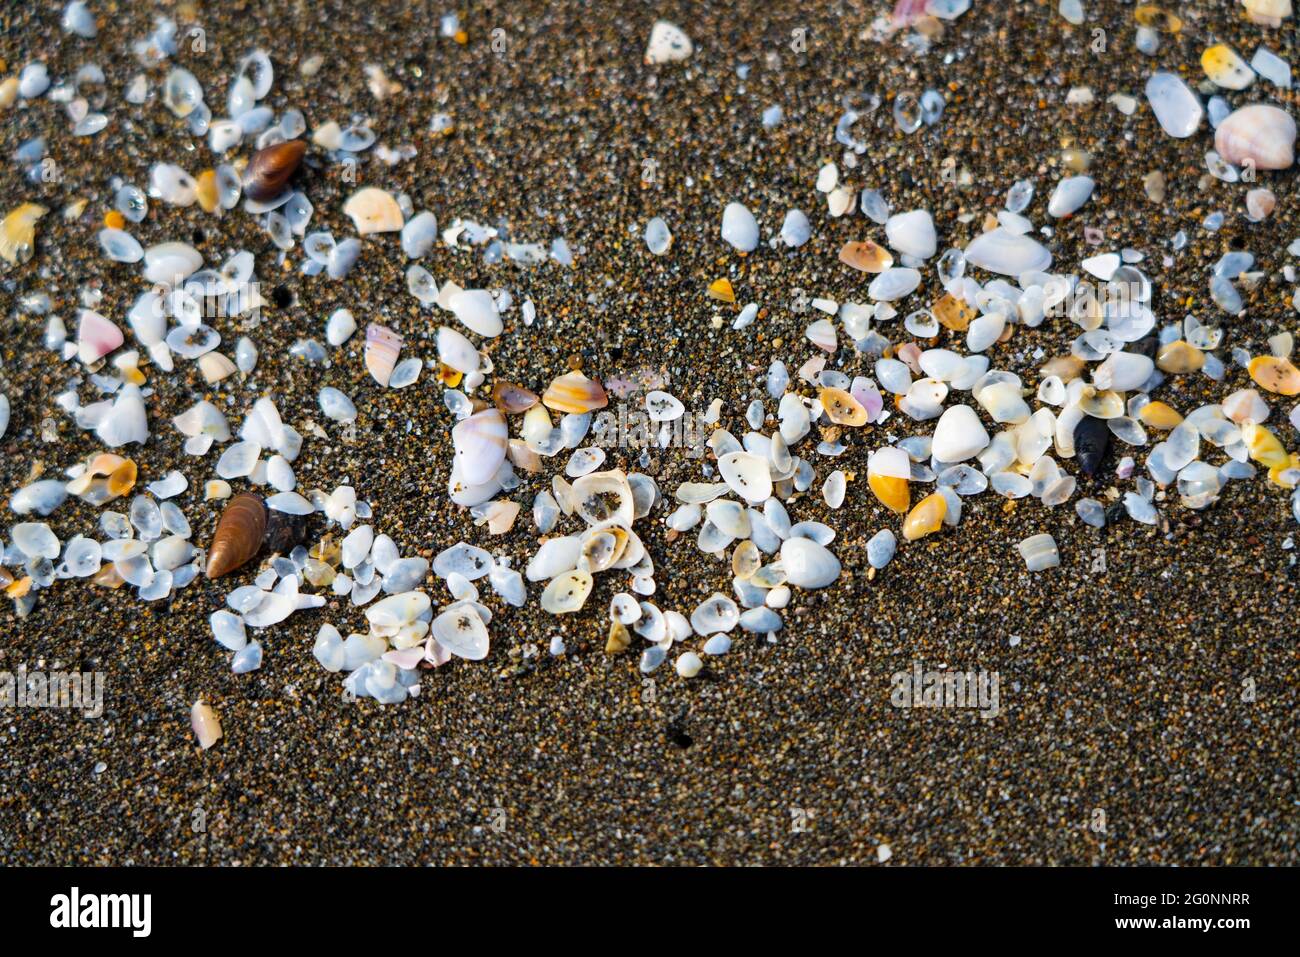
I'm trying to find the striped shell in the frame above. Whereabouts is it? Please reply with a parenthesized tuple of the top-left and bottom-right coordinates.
(205, 492, 267, 579)
(365, 323, 403, 387)
(542, 371, 608, 414)
(452, 409, 509, 485)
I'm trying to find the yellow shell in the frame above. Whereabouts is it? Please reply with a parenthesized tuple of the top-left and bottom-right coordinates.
(1156, 340, 1205, 374)
(1134, 5, 1182, 32)
(196, 169, 220, 213)
(933, 293, 975, 332)
(0, 202, 49, 265)
(707, 277, 735, 303)
(902, 493, 946, 542)
(1248, 355, 1300, 395)
(1244, 423, 1289, 469)
(868, 473, 910, 515)
(1137, 400, 1182, 430)
(1201, 45, 1254, 90)
(820, 387, 869, 426)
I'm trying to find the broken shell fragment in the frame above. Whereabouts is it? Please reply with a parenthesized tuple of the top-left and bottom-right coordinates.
(205, 492, 267, 579)
(343, 186, 405, 234)
(820, 387, 869, 426)
(1017, 533, 1060, 572)
(364, 323, 403, 386)
(0, 202, 48, 265)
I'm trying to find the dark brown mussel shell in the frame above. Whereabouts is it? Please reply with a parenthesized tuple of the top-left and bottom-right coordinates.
(205, 493, 267, 579)
(243, 140, 306, 202)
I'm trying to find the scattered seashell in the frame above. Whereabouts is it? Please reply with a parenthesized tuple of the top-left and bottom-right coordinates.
(839, 240, 893, 273)
(191, 700, 222, 750)
(644, 20, 693, 65)
(243, 140, 305, 202)
(1215, 103, 1296, 170)
(540, 570, 594, 614)
(779, 537, 841, 588)
(448, 289, 503, 337)
(205, 492, 267, 579)
(1249, 355, 1300, 395)
(542, 371, 608, 414)
(343, 186, 404, 234)
(720, 202, 759, 252)
(0, 202, 48, 265)
(364, 323, 403, 387)
(1017, 533, 1060, 571)
(453, 409, 509, 485)
(902, 492, 947, 541)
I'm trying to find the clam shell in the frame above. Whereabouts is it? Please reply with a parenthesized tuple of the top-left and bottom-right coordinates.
(437, 325, 480, 375)
(205, 492, 267, 579)
(690, 592, 740, 635)
(963, 228, 1052, 276)
(540, 570, 594, 614)
(542, 371, 608, 414)
(452, 409, 508, 486)
(431, 602, 490, 660)
(243, 140, 305, 202)
(492, 380, 539, 413)
(644, 20, 693, 65)
(1215, 103, 1296, 171)
(718, 451, 773, 503)
(77, 309, 124, 365)
(343, 186, 405, 234)
(448, 289, 504, 337)
(779, 537, 841, 589)
(365, 323, 403, 386)
(571, 469, 635, 526)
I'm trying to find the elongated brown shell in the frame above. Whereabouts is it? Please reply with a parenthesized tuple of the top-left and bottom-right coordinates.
(243, 140, 306, 201)
(205, 492, 267, 579)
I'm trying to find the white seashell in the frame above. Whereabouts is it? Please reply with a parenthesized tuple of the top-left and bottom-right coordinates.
(868, 267, 921, 301)
(1047, 175, 1094, 217)
(198, 352, 238, 384)
(932, 405, 990, 462)
(447, 289, 503, 337)
(963, 228, 1052, 276)
(95, 384, 149, 447)
(436, 325, 480, 374)
(0, 393, 7, 441)
(690, 593, 740, 635)
(645, 390, 684, 422)
(76, 309, 124, 365)
(11, 480, 67, 516)
(1145, 71, 1203, 139)
(1093, 351, 1153, 391)
(779, 537, 841, 589)
(718, 451, 773, 503)
(401, 210, 438, 257)
(644, 20, 693, 64)
(675, 652, 703, 678)
(1214, 103, 1296, 170)
(644, 216, 673, 254)
(884, 209, 937, 259)
(966, 312, 1005, 353)
(343, 187, 404, 234)
(364, 323, 403, 386)
(540, 570, 594, 614)
(452, 409, 508, 486)
(365, 591, 431, 629)
(191, 700, 222, 749)
(778, 392, 810, 444)
(143, 241, 203, 285)
(432, 602, 490, 659)
(172, 400, 229, 442)
(1017, 533, 1060, 572)
(976, 381, 1031, 424)
(319, 387, 357, 422)
(526, 535, 581, 581)
(721, 202, 759, 252)
(326, 308, 357, 346)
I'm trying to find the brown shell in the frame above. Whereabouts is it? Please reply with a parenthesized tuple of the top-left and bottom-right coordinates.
(491, 380, 539, 414)
(243, 140, 306, 202)
(205, 493, 267, 579)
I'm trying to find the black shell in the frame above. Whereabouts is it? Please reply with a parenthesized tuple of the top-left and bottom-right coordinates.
(1074, 415, 1112, 478)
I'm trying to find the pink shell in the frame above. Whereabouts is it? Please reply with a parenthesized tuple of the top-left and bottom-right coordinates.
(364, 323, 403, 387)
(424, 637, 453, 668)
(382, 646, 426, 670)
(1214, 104, 1296, 171)
(77, 309, 124, 364)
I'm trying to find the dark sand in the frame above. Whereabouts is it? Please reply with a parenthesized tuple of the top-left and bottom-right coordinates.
(0, 0, 1297, 864)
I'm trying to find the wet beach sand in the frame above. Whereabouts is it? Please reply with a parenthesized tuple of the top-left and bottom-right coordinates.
(0, 0, 1298, 864)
